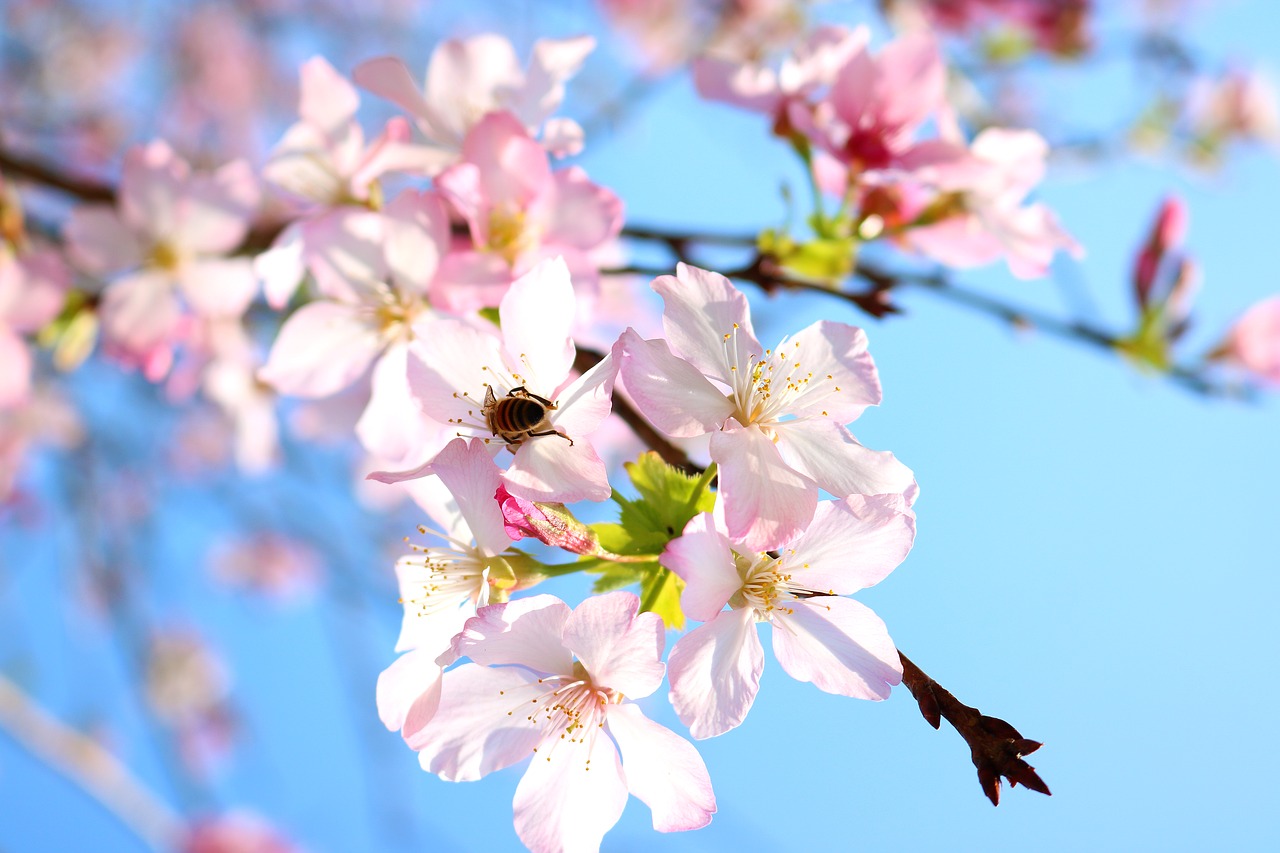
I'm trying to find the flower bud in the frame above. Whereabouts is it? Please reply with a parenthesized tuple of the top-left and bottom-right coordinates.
(495, 484, 602, 556)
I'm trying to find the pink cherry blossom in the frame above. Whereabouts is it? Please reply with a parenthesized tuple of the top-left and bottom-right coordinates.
(1185, 67, 1280, 148)
(0, 244, 69, 408)
(407, 591, 715, 852)
(886, 128, 1083, 278)
(1219, 296, 1280, 385)
(619, 263, 914, 550)
(1133, 195, 1188, 309)
(377, 438, 512, 740)
(664, 495, 914, 738)
(257, 56, 445, 307)
(62, 140, 260, 367)
(198, 319, 280, 473)
(182, 812, 302, 853)
(694, 25, 869, 134)
(258, 190, 452, 466)
(372, 257, 619, 504)
(354, 33, 595, 162)
(790, 31, 948, 175)
(431, 111, 623, 312)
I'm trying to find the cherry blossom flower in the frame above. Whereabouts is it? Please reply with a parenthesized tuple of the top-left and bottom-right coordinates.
(372, 256, 619, 504)
(0, 244, 68, 408)
(258, 190, 452, 466)
(693, 25, 869, 134)
(884, 127, 1082, 278)
(183, 812, 302, 853)
(62, 140, 260, 370)
(257, 56, 443, 307)
(377, 438, 513, 739)
(431, 111, 623, 312)
(1217, 296, 1280, 385)
(664, 495, 914, 738)
(619, 263, 914, 550)
(407, 591, 715, 852)
(354, 33, 594, 162)
(1185, 67, 1280, 151)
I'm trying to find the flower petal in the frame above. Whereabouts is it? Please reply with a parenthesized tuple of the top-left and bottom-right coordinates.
(177, 256, 258, 318)
(258, 302, 381, 397)
(453, 594, 574, 675)
(562, 591, 665, 699)
(775, 420, 915, 501)
(500, 257, 576, 392)
(711, 422, 817, 551)
(653, 263, 761, 385)
(786, 494, 916, 594)
(605, 702, 716, 831)
(99, 271, 180, 353)
(357, 343, 448, 468)
(426, 436, 511, 557)
(0, 327, 32, 408)
(512, 722, 626, 853)
(352, 56, 432, 126)
(542, 167, 623, 251)
(298, 56, 359, 136)
(617, 329, 733, 438)
(504, 429, 611, 503)
(376, 647, 442, 734)
(256, 222, 305, 309)
(781, 320, 881, 421)
(661, 513, 740, 623)
(771, 597, 902, 700)
(408, 663, 543, 779)
(547, 349, 617, 436)
(667, 608, 762, 739)
(63, 206, 143, 276)
(405, 317, 507, 428)
(383, 189, 449, 296)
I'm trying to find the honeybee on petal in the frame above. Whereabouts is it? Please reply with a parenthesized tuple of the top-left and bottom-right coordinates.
(482, 385, 573, 448)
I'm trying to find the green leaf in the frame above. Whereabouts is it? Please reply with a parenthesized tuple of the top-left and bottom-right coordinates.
(620, 453, 716, 548)
(591, 561, 657, 593)
(639, 567, 686, 630)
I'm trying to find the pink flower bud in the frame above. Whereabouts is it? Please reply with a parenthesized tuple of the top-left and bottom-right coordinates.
(1132, 195, 1188, 308)
(494, 484, 601, 556)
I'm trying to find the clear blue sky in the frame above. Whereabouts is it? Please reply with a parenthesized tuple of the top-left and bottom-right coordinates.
(2, 2, 1278, 851)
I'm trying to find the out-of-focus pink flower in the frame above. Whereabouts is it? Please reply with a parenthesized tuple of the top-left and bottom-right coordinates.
(791, 31, 947, 175)
(665, 495, 914, 738)
(1133, 195, 1188, 308)
(209, 533, 322, 602)
(619, 263, 914, 551)
(0, 244, 69, 407)
(258, 190, 452, 466)
(1185, 67, 1280, 148)
(432, 112, 624, 312)
(257, 57, 442, 308)
(376, 438, 512, 740)
(885, 0, 1092, 57)
(886, 127, 1082, 278)
(373, 258, 620, 504)
(62, 141, 260, 372)
(183, 812, 302, 853)
(354, 33, 594, 161)
(694, 25, 868, 134)
(407, 592, 716, 852)
(1218, 296, 1280, 385)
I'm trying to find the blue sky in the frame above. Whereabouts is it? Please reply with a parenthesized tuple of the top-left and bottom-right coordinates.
(2, 2, 1278, 851)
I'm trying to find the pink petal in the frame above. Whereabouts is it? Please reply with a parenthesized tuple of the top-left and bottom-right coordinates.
(542, 167, 623, 251)
(63, 206, 143, 275)
(540, 118, 585, 157)
(425, 35, 522, 147)
(653, 263, 761, 384)
(1, 250, 68, 331)
(605, 702, 716, 831)
(562, 591, 665, 699)
(785, 494, 916, 593)
(781, 320, 881, 421)
(774, 420, 916, 500)
(512, 722, 627, 853)
(435, 162, 488, 246)
(666, 608, 762, 739)
(352, 56, 432, 125)
(462, 111, 551, 211)
(499, 257, 576, 392)
(504, 429, 611, 503)
(426, 436, 511, 557)
(512, 35, 596, 128)
(547, 350, 617, 437)
(875, 33, 946, 137)
(0, 327, 32, 408)
(298, 56, 359, 136)
(771, 597, 902, 700)
(408, 663, 544, 779)
(711, 422, 817, 552)
(405, 318, 506, 429)
(255, 222, 305, 309)
(357, 344, 446, 467)
(693, 56, 781, 113)
(432, 249, 514, 313)
(304, 209, 387, 304)
(174, 158, 259, 254)
(99, 271, 180, 353)
(452, 594, 574, 675)
(119, 140, 185, 240)
(177, 257, 257, 318)
(660, 513, 740, 623)
(383, 189, 449, 296)
(1227, 295, 1280, 383)
(376, 647, 442, 734)
(258, 302, 381, 397)
(616, 329, 732, 438)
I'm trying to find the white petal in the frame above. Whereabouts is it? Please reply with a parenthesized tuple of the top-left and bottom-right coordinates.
(258, 302, 380, 397)
(452, 594, 574, 675)
(427, 435, 511, 557)
(504, 431, 611, 503)
(500, 257, 576, 393)
(660, 513, 740, 623)
(775, 420, 915, 500)
(771, 597, 902, 700)
(376, 647, 442, 734)
(653, 263, 761, 385)
(606, 702, 716, 831)
(177, 256, 257, 318)
(406, 318, 507, 429)
(781, 320, 881, 421)
(547, 350, 616, 436)
(785, 494, 916, 594)
(513, 721, 626, 853)
(667, 608, 762, 739)
(562, 592, 665, 699)
(617, 330, 733, 438)
(710, 422, 816, 552)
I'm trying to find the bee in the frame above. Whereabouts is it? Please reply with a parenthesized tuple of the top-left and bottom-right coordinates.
(482, 385, 573, 448)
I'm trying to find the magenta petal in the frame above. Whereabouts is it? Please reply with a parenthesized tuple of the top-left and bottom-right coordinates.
(562, 591, 665, 699)
(453, 594, 574, 674)
(513, 723, 627, 853)
(606, 702, 716, 831)
(771, 597, 902, 700)
(711, 423, 816, 551)
(617, 330, 732, 438)
(408, 664, 543, 779)
(660, 513, 739, 623)
(667, 608, 762, 739)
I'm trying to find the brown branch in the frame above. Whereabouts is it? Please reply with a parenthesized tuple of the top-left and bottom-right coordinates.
(898, 651, 1050, 805)
(0, 147, 116, 202)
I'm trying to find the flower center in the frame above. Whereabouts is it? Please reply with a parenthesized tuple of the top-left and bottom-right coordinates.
(504, 662, 622, 769)
(398, 528, 488, 619)
(486, 204, 539, 266)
